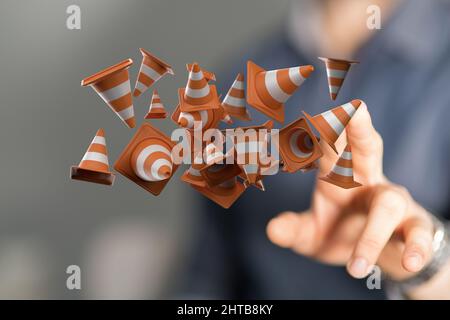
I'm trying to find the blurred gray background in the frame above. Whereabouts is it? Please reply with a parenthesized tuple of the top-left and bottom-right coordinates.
(0, 0, 289, 298)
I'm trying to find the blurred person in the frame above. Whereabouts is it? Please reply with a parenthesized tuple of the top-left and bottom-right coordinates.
(180, 0, 450, 299)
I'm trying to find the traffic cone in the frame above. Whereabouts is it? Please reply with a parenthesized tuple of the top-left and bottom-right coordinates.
(181, 152, 207, 188)
(320, 144, 362, 189)
(319, 57, 358, 100)
(199, 135, 242, 187)
(133, 48, 174, 98)
(303, 99, 362, 154)
(186, 63, 216, 82)
(114, 123, 179, 196)
(247, 60, 314, 123)
(204, 141, 225, 166)
(278, 117, 323, 173)
(243, 177, 265, 191)
(71, 129, 115, 186)
(174, 105, 222, 132)
(178, 62, 220, 112)
(81, 59, 136, 128)
(222, 73, 251, 121)
(145, 90, 168, 119)
(192, 177, 246, 209)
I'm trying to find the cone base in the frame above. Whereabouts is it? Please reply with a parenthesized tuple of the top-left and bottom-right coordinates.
(225, 108, 252, 121)
(186, 63, 216, 82)
(246, 60, 285, 124)
(178, 86, 221, 112)
(81, 59, 133, 87)
(302, 111, 339, 154)
(180, 171, 208, 188)
(145, 112, 167, 119)
(200, 163, 242, 187)
(278, 117, 323, 173)
(171, 103, 223, 132)
(319, 176, 362, 189)
(191, 182, 246, 209)
(70, 166, 115, 186)
(140, 48, 174, 75)
(113, 123, 178, 196)
(318, 57, 359, 65)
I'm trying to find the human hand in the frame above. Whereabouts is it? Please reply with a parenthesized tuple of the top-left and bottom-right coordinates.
(267, 101, 435, 280)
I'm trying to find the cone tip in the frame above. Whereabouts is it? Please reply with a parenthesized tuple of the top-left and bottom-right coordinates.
(351, 99, 363, 108)
(178, 118, 188, 128)
(96, 128, 105, 136)
(301, 65, 314, 78)
(126, 117, 136, 128)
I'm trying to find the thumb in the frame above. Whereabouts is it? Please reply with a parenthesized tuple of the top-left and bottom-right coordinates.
(266, 211, 320, 256)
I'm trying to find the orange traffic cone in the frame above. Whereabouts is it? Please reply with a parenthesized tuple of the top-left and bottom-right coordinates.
(243, 177, 265, 191)
(247, 60, 314, 123)
(178, 62, 220, 112)
(114, 123, 179, 196)
(319, 57, 358, 100)
(235, 126, 270, 184)
(192, 177, 247, 209)
(278, 117, 323, 173)
(303, 99, 362, 154)
(320, 144, 362, 189)
(181, 151, 207, 188)
(71, 129, 115, 186)
(204, 141, 225, 166)
(222, 73, 251, 121)
(172, 104, 222, 132)
(186, 63, 216, 82)
(145, 90, 168, 119)
(81, 59, 136, 128)
(133, 48, 174, 98)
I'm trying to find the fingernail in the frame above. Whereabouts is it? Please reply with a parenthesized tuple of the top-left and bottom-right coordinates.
(405, 253, 423, 272)
(348, 257, 371, 278)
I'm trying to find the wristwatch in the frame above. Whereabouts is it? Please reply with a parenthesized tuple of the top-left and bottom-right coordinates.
(386, 215, 450, 299)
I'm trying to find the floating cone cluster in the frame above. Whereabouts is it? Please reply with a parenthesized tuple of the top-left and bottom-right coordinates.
(145, 90, 168, 119)
(73, 49, 364, 208)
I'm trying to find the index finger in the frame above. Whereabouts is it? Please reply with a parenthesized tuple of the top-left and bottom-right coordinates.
(345, 100, 384, 185)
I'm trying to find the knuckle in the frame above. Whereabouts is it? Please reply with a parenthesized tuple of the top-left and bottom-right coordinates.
(375, 187, 408, 219)
(359, 236, 383, 252)
(374, 132, 383, 152)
